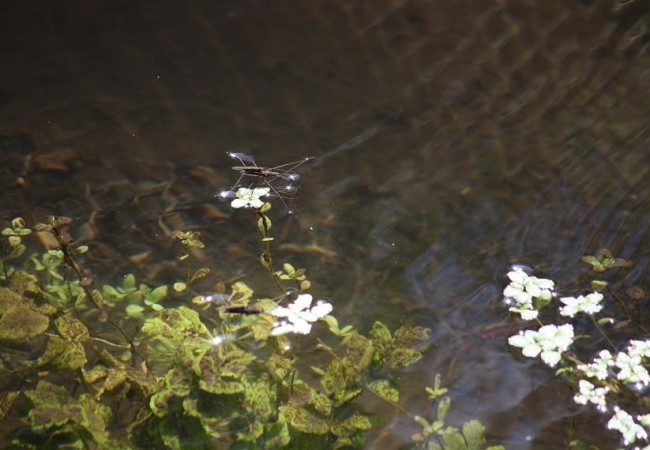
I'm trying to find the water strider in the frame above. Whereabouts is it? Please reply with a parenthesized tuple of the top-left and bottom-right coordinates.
(218, 152, 315, 213)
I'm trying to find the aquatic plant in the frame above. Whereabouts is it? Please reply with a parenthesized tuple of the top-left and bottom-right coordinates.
(0, 182, 498, 448)
(503, 254, 650, 448)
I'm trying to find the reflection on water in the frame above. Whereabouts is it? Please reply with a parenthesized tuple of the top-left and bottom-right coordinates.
(1, 0, 650, 447)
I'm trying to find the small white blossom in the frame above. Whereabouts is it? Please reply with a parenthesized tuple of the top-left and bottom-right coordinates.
(577, 350, 614, 380)
(503, 268, 554, 320)
(270, 294, 333, 336)
(615, 352, 650, 386)
(607, 408, 648, 445)
(508, 303, 539, 321)
(628, 340, 650, 359)
(574, 379, 609, 411)
(508, 324, 574, 367)
(230, 187, 270, 209)
(559, 292, 604, 317)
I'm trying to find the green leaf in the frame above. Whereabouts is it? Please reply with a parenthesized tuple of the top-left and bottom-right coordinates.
(38, 336, 87, 370)
(54, 315, 90, 341)
(425, 374, 449, 400)
(441, 428, 467, 449)
(148, 285, 168, 303)
(462, 420, 487, 450)
(366, 379, 399, 403)
(258, 216, 272, 235)
(283, 263, 295, 275)
(173, 282, 187, 292)
(123, 273, 137, 290)
(0, 304, 49, 339)
(279, 405, 330, 434)
(126, 304, 146, 317)
(437, 396, 451, 422)
(330, 413, 374, 437)
(8, 271, 40, 296)
(0, 391, 19, 420)
(370, 321, 392, 344)
(6, 244, 26, 260)
(386, 347, 425, 368)
(194, 348, 254, 394)
(190, 268, 210, 284)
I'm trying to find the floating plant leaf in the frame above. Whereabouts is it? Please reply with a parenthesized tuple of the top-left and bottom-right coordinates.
(0, 304, 49, 339)
(581, 248, 631, 272)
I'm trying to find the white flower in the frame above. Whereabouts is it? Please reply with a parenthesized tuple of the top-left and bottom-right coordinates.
(559, 292, 604, 317)
(508, 324, 574, 367)
(607, 408, 648, 445)
(578, 350, 614, 380)
(503, 268, 554, 315)
(230, 187, 270, 209)
(508, 304, 539, 321)
(270, 294, 333, 336)
(574, 379, 609, 411)
(627, 340, 650, 359)
(615, 352, 650, 386)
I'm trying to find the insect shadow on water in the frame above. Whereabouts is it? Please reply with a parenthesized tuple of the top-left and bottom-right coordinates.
(216, 152, 315, 214)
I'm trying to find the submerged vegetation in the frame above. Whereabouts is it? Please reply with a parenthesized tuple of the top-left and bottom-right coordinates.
(0, 191, 500, 448)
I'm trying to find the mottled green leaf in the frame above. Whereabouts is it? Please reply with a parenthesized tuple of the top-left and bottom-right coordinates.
(8, 271, 39, 296)
(0, 304, 49, 339)
(330, 413, 374, 437)
(279, 405, 329, 434)
(386, 347, 424, 368)
(142, 306, 211, 340)
(366, 379, 399, 403)
(343, 333, 374, 373)
(321, 360, 348, 394)
(0, 391, 19, 420)
(24, 380, 70, 407)
(370, 321, 392, 345)
(267, 354, 294, 380)
(54, 315, 89, 341)
(310, 391, 333, 416)
(38, 336, 87, 370)
(393, 325, 430, 349)
(194, 349, 249, 394)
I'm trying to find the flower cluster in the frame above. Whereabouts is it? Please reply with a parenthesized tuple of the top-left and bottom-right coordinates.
(578, 341, 650, 388)
(503, 267, 554, 320)
(607, 408, 648, 446)
(270, 293, 333, 336)
(503, 264, 650, 447)
(508, 324, 574, 367)
(574, 379, 609, 411)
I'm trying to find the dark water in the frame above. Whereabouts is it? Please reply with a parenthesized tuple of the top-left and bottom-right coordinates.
(1, 0, 650, 448)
